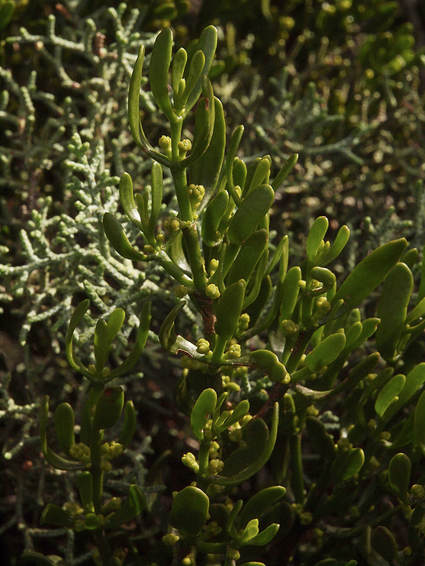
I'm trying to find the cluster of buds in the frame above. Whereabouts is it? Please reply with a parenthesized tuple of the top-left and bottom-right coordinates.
(188, 183, 205, 211)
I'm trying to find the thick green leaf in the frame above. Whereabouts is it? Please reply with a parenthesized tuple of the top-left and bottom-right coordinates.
(41, 504, 74, 528)
(382, 363, 425, 422)
(376, 262, 413, 360)
(305, 333, 346, 371)
(40, 396, 85, 471)
(189, 97, 226, 191)
(215, 399, 250, 432)
(227, 184, 274, 245)
(184, 25, 217, 113)
(271, 153, 298, 191)
(110, 301, 151, 378)
(414, 388, 425, 448)
(217, 403, 279, 485)
(169, 486, 209, 535)
(183, 80, 215, 165)
(333, 238, 408, 307)
(227, 230, 268, 286)
(54, 403, 75, 453)
(182, 50, 205, 109)
(267, 235, 288, 276)
(342, 448, 365, 480)
(244, 523, 280, 546)
(233, 157, 247, 190)
(250, 349, 289, 383)
(215, 280, 246, 340)
(149, 162, 163, 234)
(65, 299, 90, 373)
(245, 156, 271, 196)
(191, 388, 217, 441)
(171, 47, 187, 100)
(375, 374, 406, 417)
(319, 225, 350, 266)
(119, 172, 143, 230)
(149, 28, 173, 119)
(239, 518, 259, 543)
(159, 301, 186, 350)
(280, 266, 302, 320)
(372, 526, 398, 562)
(93, 308, 125, 373)
(388, 452, 411, 498)
(310, 266, 336, 295)
(349, 317, 380, 350)
(202, 189, 229, 246)
(306, 217, 328, 263)
(93, 387, 124, 430)
(226, 125, 244, 194)
(103, 213, 145, 261)
(75, 471, 94, 512)
(118, 400, 137, 446)
(222, 418, 269, 477)
(331, 447, 364, 482)
(406, 295, 425, 324)
(237, 486, 286, 527)
(128, 45, 146, 148)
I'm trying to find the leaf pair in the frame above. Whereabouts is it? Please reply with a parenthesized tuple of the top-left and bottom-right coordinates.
(119, 168, 163, 245)
(66, 299, 151, 382)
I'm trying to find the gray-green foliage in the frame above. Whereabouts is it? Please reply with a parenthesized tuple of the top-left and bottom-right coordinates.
(215, 20, 425, 255)
(0, 4, 175, 346)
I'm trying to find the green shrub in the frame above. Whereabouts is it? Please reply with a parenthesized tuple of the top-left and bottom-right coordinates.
(18, 25, 425, 566)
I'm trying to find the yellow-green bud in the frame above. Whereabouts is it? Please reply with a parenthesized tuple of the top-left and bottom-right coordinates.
(159, 135, 172, 155)
(206, 284, 220, 299)
(240, 414, 252, 426)
(181, 452, 199, 473)
(228, 425, 242, 442)
(209, 441, 220, 457)
(101, 441, 123, 459)
(188, 184, 205, 209)
(224, 381, 240, 392)
(162, 533, 180, 545)
(280, 319, 299, 335)
(226, 344, 241, 359)
(306, 405, 319, 417)
(170, 218, 180, 232)
(238, 313, 250, 331)
(208, 458, 224, 474)
(196, 338, 210, 355)
(411, 484, 425, 500)
(314, 296, 331, 315)
(280, 16, 295, 29)
(69, 442, 91, 463)
(178, 139, 192, 157)
(209, 258, 219, 275)
(175, 285, 189, 298)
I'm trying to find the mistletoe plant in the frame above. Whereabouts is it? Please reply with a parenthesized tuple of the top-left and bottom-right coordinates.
(31, 25, 425, 566)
